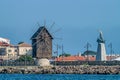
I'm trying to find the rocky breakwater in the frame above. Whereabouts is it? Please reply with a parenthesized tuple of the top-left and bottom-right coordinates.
(0, 65, 120, 74)
(49, 65, 120, 74)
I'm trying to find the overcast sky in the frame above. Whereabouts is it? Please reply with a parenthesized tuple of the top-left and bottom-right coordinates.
(0, 0, 120, 55)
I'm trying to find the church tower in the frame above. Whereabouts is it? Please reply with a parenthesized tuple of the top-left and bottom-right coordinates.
(96, 31, 107, 61)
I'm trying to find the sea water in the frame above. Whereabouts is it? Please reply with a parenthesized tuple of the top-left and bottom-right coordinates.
(0, 74, 120, 80)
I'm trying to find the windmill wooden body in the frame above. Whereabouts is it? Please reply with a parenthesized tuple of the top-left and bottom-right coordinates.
(31, 26, 53, 59)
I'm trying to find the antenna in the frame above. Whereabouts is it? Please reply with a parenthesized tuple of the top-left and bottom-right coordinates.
(61, 44, 64, 61)
(54, 43, 61, 57)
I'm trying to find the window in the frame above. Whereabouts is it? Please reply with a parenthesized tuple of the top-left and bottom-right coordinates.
(8, 54, 13, 58)
(8, 49, 12, 52)
(15, 49, 17, 52)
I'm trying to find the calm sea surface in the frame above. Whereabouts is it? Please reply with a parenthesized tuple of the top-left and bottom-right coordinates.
(0, 74, 120, 80)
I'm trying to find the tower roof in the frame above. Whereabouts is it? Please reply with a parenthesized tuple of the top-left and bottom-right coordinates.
(31, 26, 53, 40)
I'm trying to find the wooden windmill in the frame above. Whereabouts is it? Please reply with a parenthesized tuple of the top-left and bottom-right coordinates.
(31, 26, 53, 59)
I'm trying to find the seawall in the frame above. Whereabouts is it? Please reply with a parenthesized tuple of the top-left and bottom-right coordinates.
(0, 65, 120, 74)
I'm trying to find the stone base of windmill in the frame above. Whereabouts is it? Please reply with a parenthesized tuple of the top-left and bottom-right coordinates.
(36, 58, 51, 67)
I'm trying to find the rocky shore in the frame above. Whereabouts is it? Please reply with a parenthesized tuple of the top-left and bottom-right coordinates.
(0, 65, 120, 74)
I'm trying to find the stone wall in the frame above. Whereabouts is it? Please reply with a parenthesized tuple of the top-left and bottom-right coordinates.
(51, 61, 120, 66)
(0, 65, 120, 74)
(0, 61, 35, 66)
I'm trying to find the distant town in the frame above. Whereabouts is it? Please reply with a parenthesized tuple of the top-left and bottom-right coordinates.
(0, 26, 120, 62)
(0, 38, 32, 61)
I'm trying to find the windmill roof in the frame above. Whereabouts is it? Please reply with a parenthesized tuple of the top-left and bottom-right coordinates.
(31, 26, 53, 39)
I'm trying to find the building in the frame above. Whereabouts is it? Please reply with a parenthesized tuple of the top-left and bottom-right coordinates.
(31, 26, 53, 59)
(0, 38, 18, 60)
(82, 50, 97, 57)
(17, 42, 32, 56)
(0, 38, 32, 60)
(96, 31, 107, 61)
(56, 56, 95, 61)
(55, 55, 120, 61)
(0, 37, 10, 44)
(107, 54, 120, 61)
(0, 46, 18, 60)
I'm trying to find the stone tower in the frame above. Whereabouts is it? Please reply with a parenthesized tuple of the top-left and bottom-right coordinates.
(96, 31, 107, 61)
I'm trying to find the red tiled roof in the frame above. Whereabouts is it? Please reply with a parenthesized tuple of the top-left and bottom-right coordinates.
(0, 42, 10, 46)
(55, 56, 119, 61)
(106, 56, 118, 61)
(56, 56, 96, 61)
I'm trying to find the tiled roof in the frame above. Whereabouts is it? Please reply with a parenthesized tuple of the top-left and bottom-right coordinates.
(0, 37, 10, 44)
(55, 56, 119, 61)
(18, 42, 31, 47)
(56, 56, 96, 61)
(0, 42, 10, 46)
(106, 56, 118, 61)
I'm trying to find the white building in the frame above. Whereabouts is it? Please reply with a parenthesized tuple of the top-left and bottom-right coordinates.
(0, 38, 32, 60)
(0, 37, 10, 44)
(0, 46, 18, 60)
(96, 31, 107, 61)
(17, 42, 32, 56)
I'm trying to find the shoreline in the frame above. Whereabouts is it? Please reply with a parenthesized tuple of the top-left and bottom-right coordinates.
(0, 65, 120, 74)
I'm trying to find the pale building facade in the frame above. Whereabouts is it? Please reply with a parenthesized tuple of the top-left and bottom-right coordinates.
(18, 42, 32, 56)
(0, 46, 18, 60)
(0, 40, 32, 60)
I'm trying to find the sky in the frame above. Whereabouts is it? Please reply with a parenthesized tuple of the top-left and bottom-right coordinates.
(0, 0, 120, 55)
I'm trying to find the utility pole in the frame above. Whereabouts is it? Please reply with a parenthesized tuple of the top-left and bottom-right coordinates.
(54, 44, 58, 66)
(84, 42, 91, 61)
(54, 44, 61, 66)
(57, 44, 59, 61)
(108, 43, 113, 61)
(62, 44, 64, 61)
(25, 53, 27, 68)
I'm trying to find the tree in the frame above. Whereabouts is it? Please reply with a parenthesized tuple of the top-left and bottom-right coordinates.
(17, 55, 34, 61)
(59, 53, 71, 57)
(18, 41, 24, 44)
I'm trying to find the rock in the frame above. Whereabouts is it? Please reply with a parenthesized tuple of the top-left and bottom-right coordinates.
(2, 69, 8, 73)
(36, 58, 50, 67)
